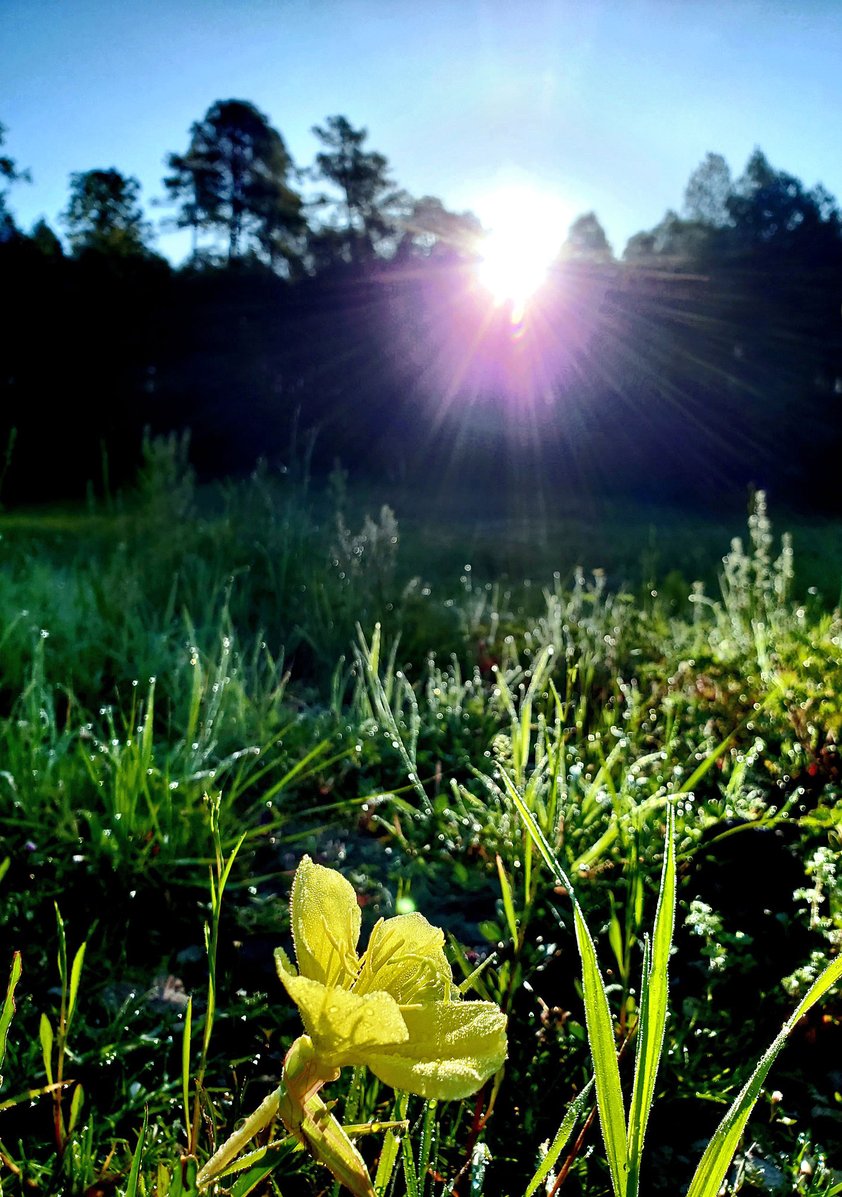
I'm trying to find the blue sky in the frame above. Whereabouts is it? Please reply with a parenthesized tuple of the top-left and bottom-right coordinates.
(3, 0, 841, 260)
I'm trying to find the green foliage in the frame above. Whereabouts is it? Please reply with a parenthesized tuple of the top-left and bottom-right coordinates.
(0, 484, 840, 1194)
(310, 114, 409, 262)
(164, 98, 305, 266)
(62, 168, 152, 257)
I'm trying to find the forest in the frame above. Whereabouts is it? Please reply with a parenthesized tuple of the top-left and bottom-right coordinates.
(2, 102, 842, 509)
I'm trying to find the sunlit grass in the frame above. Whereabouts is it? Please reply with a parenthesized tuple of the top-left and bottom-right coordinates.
(0, 472, 840, 1194)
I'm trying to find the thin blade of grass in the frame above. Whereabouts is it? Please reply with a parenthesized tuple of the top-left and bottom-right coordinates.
(501, 768, 628, 1196)
(574, 904, 628, 1197)
(67, 942, 86, 1033)
(0, 951, 22, 1083)
(225, 1142, 293, 1195)
(182, 995, 193, 1144)
(39, 1013, 54, 1085)
(686, 953, 842, 1197)
(496, 855, 519, 944)
(417, 1100, 436, 1197)
(524, 1077, 594, 1197)
(124, 1105, 148, 1197)
(375, 1093, 408, 1196)
(627, 806, 675, 1197)
(68, 1081, 84, 1133)
(401, 1120, 420, 1197)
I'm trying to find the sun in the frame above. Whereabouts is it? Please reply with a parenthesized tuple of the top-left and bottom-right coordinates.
(475, 186, 568, 317)
(477, 232, 550, 313)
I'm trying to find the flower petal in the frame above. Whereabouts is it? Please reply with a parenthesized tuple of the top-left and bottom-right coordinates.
(291, 855, 361, 988)
(364, 1000, 508, 1100)
(355, 913, 453, 1003)
(276, 950, 409, 1065)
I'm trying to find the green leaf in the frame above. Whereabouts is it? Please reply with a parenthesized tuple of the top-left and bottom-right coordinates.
(55, 904, 67, 990)
(524, 1077, 594, 1197)
(374, 1093, 407, 1196)
(68, 1082, 84, 1133)
(39, 1013, 54, 1085)
(401, 1121, 419, 1197)
(496, 855, 519, 945)
(417, 1100, 436, 1197)
(627, 807, 675, 1197)
(0, 951, 22, 1084)
(686, 952, 842, 1197)
(574, 904, 628, 1197)
(226, 1143, 292, 1195)
(502, 768, 628, 1195)
(608, 904, 625, 975)
(67, 941, 86, 1034)
(182, 994, 193, 1144)
(124, 1105, 148, 1197)
(197, 1087, 282, 1190)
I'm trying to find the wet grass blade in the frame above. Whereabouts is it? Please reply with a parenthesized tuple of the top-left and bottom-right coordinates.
(0, 951, 22, 1085)
(524, 1077, 594, 1197)
(124, 1106, 148, 1197)
(686, 952, 842, 1197)
(574, 904, 628, 1197)
(182, 995, 193, 1144)
(627, 806, 675, 1197)
(227, 1142, 293, 1196)
(503, 768, 628, 1196)
(496, 854, 519, 944)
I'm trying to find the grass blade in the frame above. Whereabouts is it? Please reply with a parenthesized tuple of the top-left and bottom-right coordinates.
(417, 1100, 436, 1197)
(67, 942, 86, 1033)
(496, 854, 519, 944)
(375, 1092, 409, 1195)
(39, 1013, 54, 1085)
(124, 1105, 148, 1197)
(627, 806, 675, 1197)
(574, 903, 628, 1197)
(524, 1077, 594, 1197)
(501, 768, 628, 1196)
(401, 1121, 419, 1197)
(227, 1142, 293, 1195)
(0, 951, 22, 1085)
(686, 952, 842, 1197)
(182, 995, 193, 1144)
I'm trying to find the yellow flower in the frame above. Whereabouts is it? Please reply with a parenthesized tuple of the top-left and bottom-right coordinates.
(275, 855, 508, 1100)
(197, 856, 507, 1197)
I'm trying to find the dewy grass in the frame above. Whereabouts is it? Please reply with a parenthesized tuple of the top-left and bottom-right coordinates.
(1, 481, 841, 1193)
(509, 795, 842, 1197)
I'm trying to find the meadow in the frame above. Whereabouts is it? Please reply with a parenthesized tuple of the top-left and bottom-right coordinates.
(1, 450, 841, 1196)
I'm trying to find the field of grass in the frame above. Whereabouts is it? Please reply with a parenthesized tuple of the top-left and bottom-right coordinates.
(1, 454, 841, 1196)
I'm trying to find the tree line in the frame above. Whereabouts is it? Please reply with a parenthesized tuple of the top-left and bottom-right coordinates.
(1, 103, 484, 269)
(1, 104, 841, 511)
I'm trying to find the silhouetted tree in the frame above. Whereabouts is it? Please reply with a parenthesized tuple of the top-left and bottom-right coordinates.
(563, 211, 613, 260)
(683, 152, 733, 227)
(622, 209, 711, 262)
(30, 218, 63, 257)
(63, 168, 151, 256)
(398, 195, 482, 258)
(310, 115, 409, 262)
(0, 122, 30, 239)
(164, 99, 304, 268)
(727, 148, 840, 251)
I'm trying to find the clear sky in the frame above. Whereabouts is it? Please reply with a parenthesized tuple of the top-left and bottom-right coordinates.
(3, 0, 841, 261)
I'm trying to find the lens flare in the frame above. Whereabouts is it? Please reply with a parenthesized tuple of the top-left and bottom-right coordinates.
(477, 232, 551, 320)
(475, 186, 568, 319)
